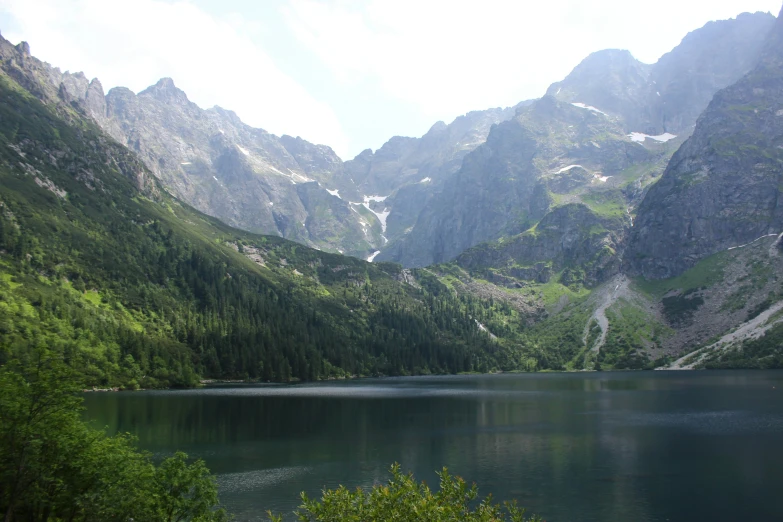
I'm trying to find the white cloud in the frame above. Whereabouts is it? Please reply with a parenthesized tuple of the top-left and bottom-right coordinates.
(281, 0, 781, 123)
(0, 0, 351, 157)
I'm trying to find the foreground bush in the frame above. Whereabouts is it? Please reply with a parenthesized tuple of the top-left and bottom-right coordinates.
(271, 464, 541, 522)
(0, 352, 228, 521)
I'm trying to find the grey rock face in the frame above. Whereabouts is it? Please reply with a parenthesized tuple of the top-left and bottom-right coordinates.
(0, 35, 381, 257)
(381, 95, 652, 267)
(548, 12, 775, 135)
(626, 7, 783, 279)
(342, 105, 528, 250)
(546, 49, 653, 132)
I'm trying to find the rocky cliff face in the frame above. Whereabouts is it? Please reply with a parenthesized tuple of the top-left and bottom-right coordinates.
(101, 79, 384, 257)
(379, 95, 661, 268)
(626, 7, 783, 279)
(342, 105, 529, 247)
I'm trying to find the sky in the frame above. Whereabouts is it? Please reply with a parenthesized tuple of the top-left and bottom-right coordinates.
(0, 0, 780, 159)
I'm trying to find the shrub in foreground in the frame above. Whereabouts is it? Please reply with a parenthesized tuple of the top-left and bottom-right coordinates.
(270, 463, 541, 522)
(0, 352, 228, 521)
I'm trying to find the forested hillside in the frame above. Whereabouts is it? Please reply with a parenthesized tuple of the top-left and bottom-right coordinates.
(0, 70, 526, 388)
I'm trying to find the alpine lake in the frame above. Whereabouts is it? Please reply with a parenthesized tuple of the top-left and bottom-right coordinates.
(83, 371, 783, 521)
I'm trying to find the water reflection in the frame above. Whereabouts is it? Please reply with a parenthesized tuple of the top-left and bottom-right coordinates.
(84, 371, 783, 522)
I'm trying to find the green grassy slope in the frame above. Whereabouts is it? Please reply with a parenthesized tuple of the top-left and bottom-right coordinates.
(0, 72, 523, 388)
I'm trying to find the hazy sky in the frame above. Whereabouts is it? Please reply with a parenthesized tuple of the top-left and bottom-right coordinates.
(0, 0, 779, 159)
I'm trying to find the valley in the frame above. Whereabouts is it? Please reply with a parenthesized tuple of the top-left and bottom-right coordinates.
(2, 2, 783, 520)
(1, 7, 783, 381)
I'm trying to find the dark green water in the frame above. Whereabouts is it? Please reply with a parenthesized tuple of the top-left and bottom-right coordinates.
(83, 371, 783, 521)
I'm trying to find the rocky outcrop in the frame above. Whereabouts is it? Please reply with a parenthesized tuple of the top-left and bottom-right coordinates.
(101, 80, 384, 257)
(626, 6, 783, 279)
(546, 49, 653, 132)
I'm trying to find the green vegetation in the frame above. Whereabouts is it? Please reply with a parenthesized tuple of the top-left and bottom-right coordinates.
(599, 299, 665, 369)
(634, 251, 727, 298)
(270, 464, 540, 522)
(0, 69, 517, 388)
(701, 322, 783, 369)
(581, 191, 626, 220)
(0, 352, 227, 521)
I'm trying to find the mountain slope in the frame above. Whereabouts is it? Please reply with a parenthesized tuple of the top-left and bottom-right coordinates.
(378, 11, 774, 269)
(380, 94, 674, 268)
(626, 7, 783, 279)
(408, 7, 783, 372)
(0, 65, 531, 387)
(0, 36, 383, 259)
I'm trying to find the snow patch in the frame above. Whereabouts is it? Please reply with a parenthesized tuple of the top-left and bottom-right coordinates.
(367, 250, 381, 262)
(236, 145, 250, 156)
(419, 177, 432, 184)
(361, 195, 391, 233)
(474, 320, 497, 340)
(593, 174, 610, 183)
(556, 87, 561, 95)
(180, 162, 192, 165)
(326, 188, 341, 199)
(727, 234, 778, 251)
(212, 175, 219, 181)
(557, 164, 584, 174)
(628, 132, 677, 143)
(571, 102, 608, 116)
(656, 92, 661, 96)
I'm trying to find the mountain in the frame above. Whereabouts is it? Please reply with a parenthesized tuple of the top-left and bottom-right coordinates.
(380, 11, 775, 268)
(415, 5, 783, 372)
(379, 93, 677, 268)
(0, 49, 541, 387)
(547, 12, 775, 135)
(626, 7, 783, 279)
(339, 104, 533, 254)
(0, 36, 385, 259)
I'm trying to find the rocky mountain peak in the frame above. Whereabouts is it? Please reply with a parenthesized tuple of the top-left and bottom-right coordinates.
(760, 5, 783, 66)
(139, 77, 190, 105)
(15, 41, 30, 55)
(427, 121, 448, 134)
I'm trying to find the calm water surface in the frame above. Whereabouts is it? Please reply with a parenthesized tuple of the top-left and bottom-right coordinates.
(83, 371, 783, 521)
